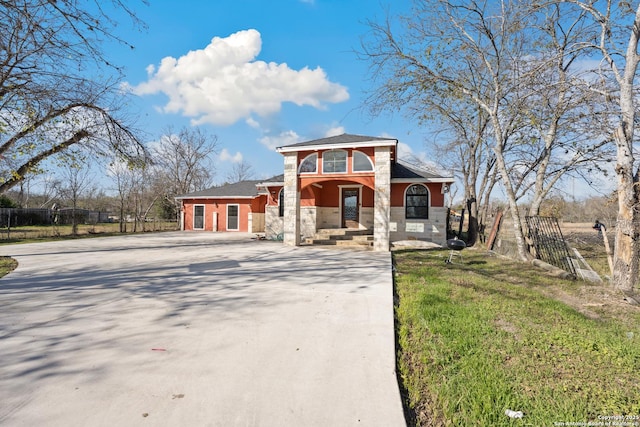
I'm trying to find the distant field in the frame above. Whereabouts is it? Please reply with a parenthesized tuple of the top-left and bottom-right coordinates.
(0, 222, 179, 244)
(561, 222, 612, 279)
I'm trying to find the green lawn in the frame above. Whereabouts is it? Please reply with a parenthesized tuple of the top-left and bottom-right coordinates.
(0, 256, 18, 276)
(394, 248, 640, 426)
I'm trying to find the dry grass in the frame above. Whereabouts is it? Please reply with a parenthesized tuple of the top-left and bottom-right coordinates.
(0, 222, 178, 244)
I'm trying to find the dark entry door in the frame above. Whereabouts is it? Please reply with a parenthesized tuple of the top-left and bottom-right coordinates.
(227, 204, 239, 231)
(193, 205, 204, 230)
(341, 189, 359, 228)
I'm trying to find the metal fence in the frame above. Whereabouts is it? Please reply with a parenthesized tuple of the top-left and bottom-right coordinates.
(0, 208, 111, 227)
(525, 215, 576, 277)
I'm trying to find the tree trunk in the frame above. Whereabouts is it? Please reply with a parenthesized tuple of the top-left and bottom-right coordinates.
(611, 6, 640, 294)
(612, 127, 639, 293)
(491, 118, 529, 261)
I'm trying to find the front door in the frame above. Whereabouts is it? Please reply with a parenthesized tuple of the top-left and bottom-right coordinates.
(341, 188, 359, 228)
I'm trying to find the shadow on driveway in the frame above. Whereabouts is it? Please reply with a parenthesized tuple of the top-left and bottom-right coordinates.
(0, 233, 405, 427)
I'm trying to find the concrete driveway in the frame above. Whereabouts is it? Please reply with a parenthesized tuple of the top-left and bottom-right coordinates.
(0, 232, 405, 427)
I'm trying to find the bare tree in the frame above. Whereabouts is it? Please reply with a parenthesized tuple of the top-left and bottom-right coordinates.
(430, 101, 497, 244)
(34, 175, 63, 209)
(226, 160, 255, 183)
(58, 150, 94, 235)
(130, 165, 160, 231)
(0, 0, 147, 194)
(108, 160, 135, 233)
(516, 3, 613, 216)
(362, 0, 537, 259)
(152, 126, 219, 219)
(563, 0, 640, 294)
(361, 0, 609, 260)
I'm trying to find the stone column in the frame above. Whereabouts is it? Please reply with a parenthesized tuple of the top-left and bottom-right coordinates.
(283, 152, 301, 246)
(374, 147, 391, 251)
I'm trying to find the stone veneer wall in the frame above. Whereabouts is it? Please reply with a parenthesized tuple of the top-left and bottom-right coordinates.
(360, 207, 374, 230)
(373, 147, 391, 251)
(265, 206, 283, 240)
(283, 152, 300, 245)
(389, 207, 448, 246)
(316, 207, 340, 229)
(300, 206, 317, 238)
(313, 206, 373, 231)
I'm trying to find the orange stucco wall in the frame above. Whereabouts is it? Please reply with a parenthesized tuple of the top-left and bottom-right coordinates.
(265, 180, 376, 208)
(390, 183, 446, 207)
(297, 180, 374, 207)
(265, 186, 283, 206)
(266, 178, 445, 210)
(297, 147, 377, 176)
(182, 196, 265, 232)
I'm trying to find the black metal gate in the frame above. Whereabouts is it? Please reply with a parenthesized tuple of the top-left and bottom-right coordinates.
(525, 216, 576, 277)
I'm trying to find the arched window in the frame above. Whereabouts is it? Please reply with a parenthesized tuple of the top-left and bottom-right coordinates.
(299, 153, 317, 173)
(322, 149, 347, 173)
(278, 188, 284, 217)
(353, 150, 374, 172)
(405, 184, 429, 219)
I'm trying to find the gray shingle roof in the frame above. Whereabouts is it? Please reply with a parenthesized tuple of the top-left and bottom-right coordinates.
(176, 174, 285, 199)
(256, 174, 284, 184)
(392, 160, 453, 181)
(278, 133, 395, 149)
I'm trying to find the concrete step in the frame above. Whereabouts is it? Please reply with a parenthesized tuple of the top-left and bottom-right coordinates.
(304, 228, 374, 249)
(316, 228, 372, 237)
(303, 238, 373, 249)
(335, 239, 373, 247)
(330, 234, 374, 241)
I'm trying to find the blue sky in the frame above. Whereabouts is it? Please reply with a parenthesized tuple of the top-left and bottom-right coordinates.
(94, 0, 615, 201)
(111, 0, 426, 183)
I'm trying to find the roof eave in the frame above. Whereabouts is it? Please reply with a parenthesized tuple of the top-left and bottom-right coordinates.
(276, 139, 397, 153)
(256, 181, 285, 187)
(391, 177, 455, 183)
(175, 195, 258, 201)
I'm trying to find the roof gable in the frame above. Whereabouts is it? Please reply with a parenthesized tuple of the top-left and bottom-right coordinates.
(276, 133, 397, 152)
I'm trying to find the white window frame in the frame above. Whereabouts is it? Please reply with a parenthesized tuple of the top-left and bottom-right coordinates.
(227, 204, 240, 231)
(322, 149, 348, 174)
(193, 204, 205, 230)
(404, 184, 430, 220)
(352, 150, 374, 172)
(298, 153, 318, 174)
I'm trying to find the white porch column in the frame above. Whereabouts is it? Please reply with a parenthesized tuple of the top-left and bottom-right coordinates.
(374, 146, 391, 251)
(283, 152, 301, 246)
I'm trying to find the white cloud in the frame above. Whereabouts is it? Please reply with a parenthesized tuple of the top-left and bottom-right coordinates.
(130, 29, 349, 126)
(324, 125, 345, 137)
(219, 148, 243, 163)
(397, 141, 417, 161)
(259, 130, 303, 151)
(245, 117, 260, 129)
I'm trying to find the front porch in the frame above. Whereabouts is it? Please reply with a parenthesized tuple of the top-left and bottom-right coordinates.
(280, 145, 392, 251)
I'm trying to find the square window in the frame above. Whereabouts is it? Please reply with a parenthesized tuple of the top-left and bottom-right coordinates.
(323, 150, 347, 173)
